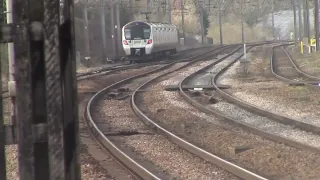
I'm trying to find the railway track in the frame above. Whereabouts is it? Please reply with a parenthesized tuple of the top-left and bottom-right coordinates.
(271, 45, 320, 87)
(84, 42, 284, 179)
(209, 44, 320, 153)
(1, 46, 215, 100)
(172, 42, 320, 178)
(204, 44, 320, 151)
(85, 45, 238, 179)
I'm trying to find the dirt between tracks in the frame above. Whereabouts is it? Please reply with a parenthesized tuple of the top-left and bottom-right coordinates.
(78, 65, 162, 180)
(289, 48, 320, 77)
(139, 64, 320, 179)
(220, 46, 320, 128)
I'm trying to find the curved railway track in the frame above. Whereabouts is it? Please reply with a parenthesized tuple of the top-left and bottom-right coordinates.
(84, 42, 283, 179)
(132, 45, 268, 179)
(207, 43, 320, 153)
(271, 45, 320, 87)
(2, 46, 215, 99)
(204, 44, 320, 150)
(169, 42, 320, 178)
(85, 45, 236, 179)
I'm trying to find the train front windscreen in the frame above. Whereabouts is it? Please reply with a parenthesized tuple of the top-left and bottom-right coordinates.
(124, 24, 151, 40)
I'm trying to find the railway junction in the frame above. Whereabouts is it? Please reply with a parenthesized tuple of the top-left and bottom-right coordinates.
(2, 0, 320, 180)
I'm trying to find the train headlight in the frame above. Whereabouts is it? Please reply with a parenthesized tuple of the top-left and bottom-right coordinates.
(147, 39, 153, 44)
(123, 40, 129, 45)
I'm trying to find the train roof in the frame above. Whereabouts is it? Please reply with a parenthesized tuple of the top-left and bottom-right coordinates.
(123, 21, 177, 29)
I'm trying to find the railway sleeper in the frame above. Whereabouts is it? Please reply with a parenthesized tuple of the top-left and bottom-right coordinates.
(164, 84, 231, 91)
(289, 82, 320, 86)
(231, 145, 253, 155)
(104, 130, 154, 136)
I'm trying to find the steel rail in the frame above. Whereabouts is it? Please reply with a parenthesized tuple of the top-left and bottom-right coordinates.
(130, 44, 270, 180)
(270, 44, 319, 87)
(77, 45, 216, 78)
(84, 45, 233, 179)
(176, 44, 273, 180)
(84, 41, 281, 179)
(201, 43, 320, 155)
(202, 44, 320, 140)
(177, 42, 320, 178)
(282, 46, 320, 81)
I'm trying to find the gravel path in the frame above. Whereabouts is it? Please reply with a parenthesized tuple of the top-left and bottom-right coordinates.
(140, 54, 320, 179)
(91, 61, 238, 179)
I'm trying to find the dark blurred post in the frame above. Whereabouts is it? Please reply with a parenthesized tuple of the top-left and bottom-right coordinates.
(197, 0, 204, 45)
(116, 2, 121, 59)
(293, 0, 298, 45)
(110, 3, 116, 60)
(218, 1, 223, 45)
(240, 0, 244, 43)
(298, 0, 303, 41)
(100, 0, 107, 63)
(83, 4, 91, 66)
(167, 0, 171, 23)
(181, 0, 185, 41)
(11, 0, 81, 179)
(315, 0, 320, 51)
(272, 0, 275, 38)
(305, 0, 310, 45)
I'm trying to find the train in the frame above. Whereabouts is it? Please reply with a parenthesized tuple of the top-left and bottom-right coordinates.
(122, 21, 180, 63)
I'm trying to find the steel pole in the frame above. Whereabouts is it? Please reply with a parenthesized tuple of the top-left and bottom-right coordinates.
(167, 0, 171, 23)
(272, 0, 275, 38)
(240, 0, 244, 43)
(293, 0, 298, 45)
(306, 0, 310, 44)
(83, 5, 91, 66)
(100, 0, 107, 63)
(315, 0, 320, 50)
(219, 4, 223, 45)
(6, 0, 16, 135)
(181, 0, 185, 39)
(298, 0, 303, 41)
(116, 2, 121, 58)
(110, 3, 116, 59)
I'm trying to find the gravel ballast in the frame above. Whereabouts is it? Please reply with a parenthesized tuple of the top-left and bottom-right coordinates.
(219, 48, 320, 128)
(78, 66, 162, 180)
(91, 61, 238, 179)
(140, 54, 320, 179)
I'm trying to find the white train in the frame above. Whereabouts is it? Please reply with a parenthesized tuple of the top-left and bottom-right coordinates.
(122, 21, 179, 62)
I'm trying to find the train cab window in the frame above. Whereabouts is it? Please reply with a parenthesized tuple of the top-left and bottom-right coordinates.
(143, 29, 151, 38)
(124, 25, 151, 40)
(124, 29, 131, 40)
